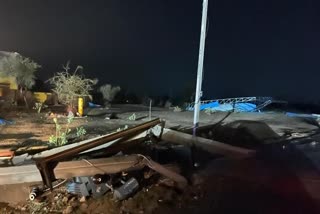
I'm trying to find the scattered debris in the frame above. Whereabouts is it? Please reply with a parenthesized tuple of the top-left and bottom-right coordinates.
(0, 118, 191, 210)
(114, 177, 139, 200)
(34, 119, 161, 188)
(66, 176, 110, 198)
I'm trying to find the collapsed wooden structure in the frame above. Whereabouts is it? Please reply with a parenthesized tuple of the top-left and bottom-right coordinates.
(0, 118, 256, 202)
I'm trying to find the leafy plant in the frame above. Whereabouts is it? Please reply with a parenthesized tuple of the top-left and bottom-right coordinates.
(33, 102, 47, 113)
(49, 115, 87, 146)
(99, 84, 121, 106)
(128, 113, 136, 121)
(47, 62, 97, 110)
(49, 116, 73, 146)
(76, 126, 86, 138)
(49, 115, 73, 146)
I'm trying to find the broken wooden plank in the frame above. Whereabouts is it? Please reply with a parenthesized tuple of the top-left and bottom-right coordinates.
(0, 155, 143, 185)
(142, 157, 188, 189)
(54, 155, 143, 179)
(160, 128, 256, 158)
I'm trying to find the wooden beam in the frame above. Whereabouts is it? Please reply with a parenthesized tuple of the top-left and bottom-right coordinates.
(142, 158, 188, 188)
(55, 155, 143, 179)
(0, 155, 143, 185)
(160, 128, 256, 158)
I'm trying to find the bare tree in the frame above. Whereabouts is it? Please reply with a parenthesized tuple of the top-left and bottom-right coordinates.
(99, 84, 121, 106)
(47, 62, 97, 111)
(0, 52, 41, 108)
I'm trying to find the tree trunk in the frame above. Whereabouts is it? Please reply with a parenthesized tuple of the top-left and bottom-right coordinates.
(20, 87, 29, 109)
(23, 95, 29, 109)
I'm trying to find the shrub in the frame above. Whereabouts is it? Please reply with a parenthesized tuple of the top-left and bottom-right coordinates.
(173, 106, 182, 112)
(47, 62, 97, 110)
(0, 52, 41, 108)
(99, 84, 121, 105)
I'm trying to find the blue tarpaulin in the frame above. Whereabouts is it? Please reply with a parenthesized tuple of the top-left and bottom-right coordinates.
(187, 102, 257, 112)
(200, 101, 219, 110)
(235, 103, 257, 112)
(88, 102, 102, 108)
(0, 118, 14, 125)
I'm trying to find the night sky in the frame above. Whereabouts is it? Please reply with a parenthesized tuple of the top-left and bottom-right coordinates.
(1, 0, 319, 102)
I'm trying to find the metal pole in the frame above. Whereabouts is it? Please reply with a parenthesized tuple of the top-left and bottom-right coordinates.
(193, 0, 209, 136)
(149, 99, 152, 120)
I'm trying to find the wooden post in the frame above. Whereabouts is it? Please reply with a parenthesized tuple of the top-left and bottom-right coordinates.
(161, 128, 256, 158)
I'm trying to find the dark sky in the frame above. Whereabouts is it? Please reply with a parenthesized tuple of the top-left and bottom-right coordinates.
(1, 0, 319, 101)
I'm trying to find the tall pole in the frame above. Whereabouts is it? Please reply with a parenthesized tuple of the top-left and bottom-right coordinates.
(193, 0, 208, 136)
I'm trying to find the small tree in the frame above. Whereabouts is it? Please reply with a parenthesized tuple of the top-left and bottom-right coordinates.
(47, 62, 97, 111)
(0, 53, 41, 108)
(99, 84, 121, 106)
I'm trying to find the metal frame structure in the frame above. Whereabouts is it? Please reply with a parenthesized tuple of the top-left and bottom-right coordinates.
(187, 96, 274, 111)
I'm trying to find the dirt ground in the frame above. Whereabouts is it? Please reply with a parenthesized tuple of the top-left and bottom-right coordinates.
(1, 104, 318, 148)
(1, 104, 320, 213)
